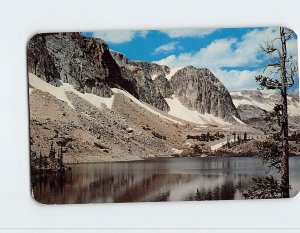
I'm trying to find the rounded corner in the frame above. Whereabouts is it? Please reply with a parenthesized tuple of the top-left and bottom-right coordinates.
(289, 189, 300, 199)
(30, 189, 49, 205)
(26, 32, 42, 50)
(279, 26, 298, 39)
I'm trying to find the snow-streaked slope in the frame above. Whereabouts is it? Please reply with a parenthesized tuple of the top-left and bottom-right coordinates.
(62, 83, 114, 109)
(287, 96, 300, 116)
(112, 88, 184, 125)
(202, 113, 231, 126)
(232, 115, 246, 125)
(165, 95, 231, 126)
(231, 90, 300, 116)
(29, 72, 239, 126)
(165, 96, 206, 124)
(28, 73, 114, 109)
(29, 73, 75, 108)
(230, 91, 274, 111)
(165, 67, 183, 80)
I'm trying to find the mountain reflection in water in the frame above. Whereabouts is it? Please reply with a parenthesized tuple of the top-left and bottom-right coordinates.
(31, 157, 300, 204)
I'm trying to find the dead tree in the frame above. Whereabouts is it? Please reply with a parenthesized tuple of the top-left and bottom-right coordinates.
(255, 27, 298, 198)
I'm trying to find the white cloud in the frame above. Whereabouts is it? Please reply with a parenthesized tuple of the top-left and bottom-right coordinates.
(214, 69, 261, 92)
(90, 30, 149, 44)
(160, 28, 216, 38)
(138, 30, 149, 38)
(154, 27, 298, 91)
(155, 28, 283, 69)
(153, 41, 181, 54)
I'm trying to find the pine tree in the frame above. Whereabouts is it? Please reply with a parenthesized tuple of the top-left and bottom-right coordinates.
(255, 27, 298, 198)
(244, 132, 247, 142)
(49, 141, 56, 161)
(39, 151, 42, 169)
(232, 132, 236, 142)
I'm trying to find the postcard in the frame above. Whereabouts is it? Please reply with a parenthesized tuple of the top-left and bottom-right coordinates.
(28, 27, 299, 204)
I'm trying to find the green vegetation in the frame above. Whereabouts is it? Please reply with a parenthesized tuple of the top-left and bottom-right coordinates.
(30, 140, 70, 172)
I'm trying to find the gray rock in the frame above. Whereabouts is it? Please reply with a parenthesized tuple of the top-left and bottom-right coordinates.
(170, 66, 240, 121)
(27, 34, 60, 85)
(28, 33, 241, 122)
(111, 51, 170, 111)
(153, 75, 173, 98)
(28, 33, 138, 98)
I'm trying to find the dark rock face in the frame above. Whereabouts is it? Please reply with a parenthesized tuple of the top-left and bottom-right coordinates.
(170, 66, 239, 121)
(153, 75, 173, 98)
(27, 33, 137, 98)
(133, 61, 170, 78)
(28, 33, 240, 121)
(27, 34, 60, 85)
(111, 51, 170, 111)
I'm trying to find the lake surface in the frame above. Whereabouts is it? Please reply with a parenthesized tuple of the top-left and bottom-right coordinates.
(31, 157, 300, 204)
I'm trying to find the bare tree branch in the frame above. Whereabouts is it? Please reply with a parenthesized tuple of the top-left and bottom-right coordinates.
(263, 62, 281, 72)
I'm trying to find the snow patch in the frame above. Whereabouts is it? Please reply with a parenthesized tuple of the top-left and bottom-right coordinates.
(287, 101, 300, 116)
(28, 73, 114, 109)
(232, 98, 274, 112)
(231, 91, 300, 116)
(202, 113, 231, 126)
(112, 88, 184, 125)
(165, 95, 230, 126)
(28, 73, 75, 108)
(62, 82, 114, 109)
(232, 115, 246, 125)
(165, 96, 206, 124)
(165, 67, 183, 80)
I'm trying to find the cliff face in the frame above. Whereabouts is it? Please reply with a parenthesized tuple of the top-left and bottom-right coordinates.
(153, 75, 173, 98)
(28, 33, 140, 98)
(110, 51, 170, 111)
(28, 32, 240, 121)
(170, 66, 240, 121)
(27, 34, 60, 85)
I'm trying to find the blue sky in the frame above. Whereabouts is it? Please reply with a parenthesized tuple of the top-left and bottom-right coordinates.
(82, 27, 299, 93)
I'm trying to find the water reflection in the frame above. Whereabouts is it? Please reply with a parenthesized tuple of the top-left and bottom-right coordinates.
(31, 157, 300, 204)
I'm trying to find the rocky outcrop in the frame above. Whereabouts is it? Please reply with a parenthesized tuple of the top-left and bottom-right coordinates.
(231, 90, 300, 130)
(170, 66, 240, 121)
(110, 51, 170, 77)
(28, 33, 138, 98)
(27, 34, 60, 85)
(28, 33, 240, 121)
(153, 75, 173, 98)
(111, 51, 170, 111)
(133, 61, 170, 77)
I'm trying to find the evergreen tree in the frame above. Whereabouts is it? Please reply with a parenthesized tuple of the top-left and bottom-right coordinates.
(255, 27, 297, 198)
(243, 132, 247, 142)
(39, 151, 42, 169)
(49, 141, 56, 161)
(232, 132, 236, 142)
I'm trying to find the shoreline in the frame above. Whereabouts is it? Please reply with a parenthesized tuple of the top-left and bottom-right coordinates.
(64, 153, 300, 165)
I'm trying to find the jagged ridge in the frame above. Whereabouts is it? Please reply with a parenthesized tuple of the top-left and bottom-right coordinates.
(28, 32, 240, 123)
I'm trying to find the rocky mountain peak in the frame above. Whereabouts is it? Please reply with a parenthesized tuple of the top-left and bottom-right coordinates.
(170, 66, 240, 121)
(110, 50, 170, 111)
(153, 75, 173, 98)
(28, 32, 241, 122)
(28, 33, 139, 98)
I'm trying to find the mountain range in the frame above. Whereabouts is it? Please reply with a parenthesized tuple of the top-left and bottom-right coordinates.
(27, 32, 300, 162)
